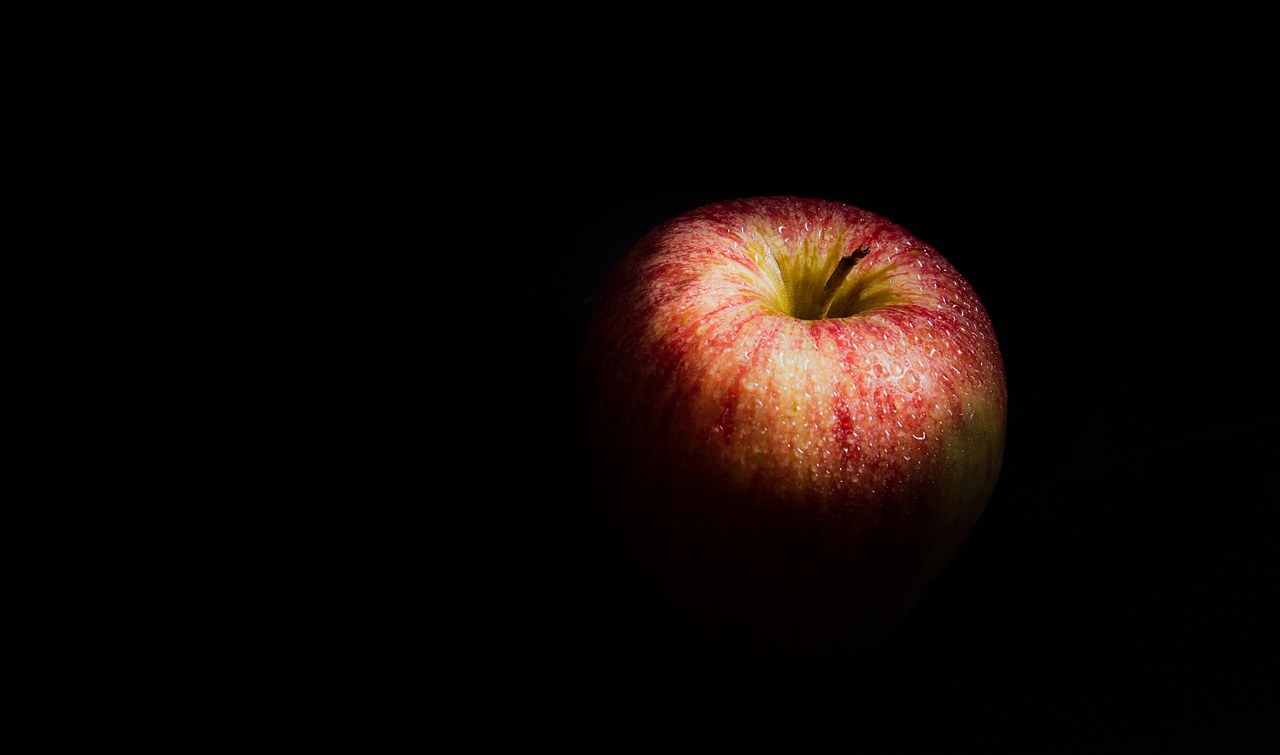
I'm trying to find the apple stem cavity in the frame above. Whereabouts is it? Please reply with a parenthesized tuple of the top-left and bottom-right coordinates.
(815, 246, 870, 319)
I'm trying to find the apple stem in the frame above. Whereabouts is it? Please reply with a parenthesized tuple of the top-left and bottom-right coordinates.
(818, 246, 869, 318)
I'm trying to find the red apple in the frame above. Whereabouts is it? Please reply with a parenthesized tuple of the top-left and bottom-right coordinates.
(578, 196, 1007, 664)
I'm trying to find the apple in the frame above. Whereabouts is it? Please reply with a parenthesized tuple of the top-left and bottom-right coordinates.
(578, 196, 1007, 665)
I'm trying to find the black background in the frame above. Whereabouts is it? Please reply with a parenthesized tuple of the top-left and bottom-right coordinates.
(18, 32, 1276, 748)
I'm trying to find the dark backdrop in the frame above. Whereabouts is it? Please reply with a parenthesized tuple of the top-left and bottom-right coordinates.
(19, 36, 1276, 748)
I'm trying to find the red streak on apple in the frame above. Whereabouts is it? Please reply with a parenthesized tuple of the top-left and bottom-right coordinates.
(580, 197, 1007, 664)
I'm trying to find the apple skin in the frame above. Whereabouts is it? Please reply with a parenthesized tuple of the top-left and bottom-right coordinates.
(578, 196, 1007, 664)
